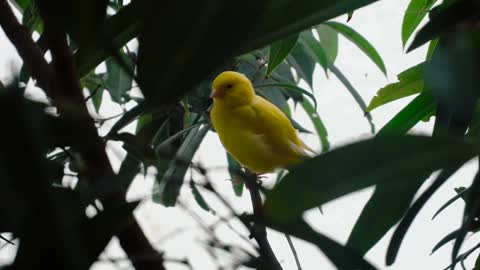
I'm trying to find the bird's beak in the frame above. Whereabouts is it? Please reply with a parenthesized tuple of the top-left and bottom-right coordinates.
(210, 88, 224, 99)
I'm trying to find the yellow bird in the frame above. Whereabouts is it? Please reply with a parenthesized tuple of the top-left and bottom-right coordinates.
(209, 71, 315, 174)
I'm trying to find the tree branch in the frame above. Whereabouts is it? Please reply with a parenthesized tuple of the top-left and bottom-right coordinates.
(245, 173, 283, 270)
(0, 2, 165, 270)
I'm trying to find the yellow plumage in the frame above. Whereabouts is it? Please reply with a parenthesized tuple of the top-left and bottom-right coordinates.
(209, 71, 314, 173)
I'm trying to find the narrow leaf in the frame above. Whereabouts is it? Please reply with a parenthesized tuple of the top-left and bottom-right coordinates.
(255, 83, 317, 109)
(156, 123, 210, 206)
(432, 187, 469, 220)
(329, 64, 375, 134)
(426, 39, 438, 60)
(190, 181, 211, 212)
(301, 99, 329, 153)
(367, 62, 425, 112)
(287, 42, 316, 88)
(105, 51, 134, 103)
(324, 21, 387, 75)
(266, 34, 299, 77)
(260, 217, 378, 270)
(402, 0, 438, 47)
(386, 166, 460, 265)
(316, 24, 339, 64)
(227, 153, 245, 197)
(300, 31, 329, 75)
(408, 1, 480, 52)
(377, 90, 435, 135)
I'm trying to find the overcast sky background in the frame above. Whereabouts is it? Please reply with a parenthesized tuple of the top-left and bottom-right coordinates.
(1, 0, 479, 269)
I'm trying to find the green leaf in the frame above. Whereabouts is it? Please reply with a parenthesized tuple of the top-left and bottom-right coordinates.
(401, 0, 438, 47)
(426, 39, 438, 60)
(105, 51, 134, 103)
(82, 72, 105, 113)
(316, 24, 339, 64)
(386, 166, 460, 265)
(266, 34, 299, 77)
(264, 134, 477, 221)
(227, 153, 245, 197)
(329, 64, 375, 134)
(367, 62, 425, 112)
(300, 31, 329, 75)
(255, 83, 317, 109)
(407, 1, 480, 52)
(22, 1, 43, 34)
(289, 116, 313, 134)
(432, 187, 469, 220)
(156, 123, 210, 206)
(377, 90, 435, 135)
(323, 21, 387, 75)
(301, 99, 329, 153)
(190, 181, 211, 212)
(347, 11, 354, 22)
(287, 41, 316, 88)
(261, 217, 377, 270)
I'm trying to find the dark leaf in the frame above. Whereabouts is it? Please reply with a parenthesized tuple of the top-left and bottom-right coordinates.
(264, 134, 476, 221)
(190, 181, 211, 212)
(287, 41, 316, 88)
(105, 51, 135, 103)
(432, 229, 460, 255)
(452, 171, 480, 268)
(408, 1, 480, 52)
(156, 124, 210, 206)
(227, 153, 245, 197)
(255, 82, 317, 109)
(259, 216, 378, 270)
(432, 187, 469, 220)
(386, 166, 461, 265)
(300, 31, 329, 75)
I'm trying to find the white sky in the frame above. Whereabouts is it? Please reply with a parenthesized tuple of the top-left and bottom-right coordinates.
(1, 0, 479, 269)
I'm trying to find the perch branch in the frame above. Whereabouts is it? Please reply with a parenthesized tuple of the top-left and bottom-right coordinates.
(245, 173, 283, 270)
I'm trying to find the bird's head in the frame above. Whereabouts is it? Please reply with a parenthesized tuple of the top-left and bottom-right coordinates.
(210, 71, 255, 107)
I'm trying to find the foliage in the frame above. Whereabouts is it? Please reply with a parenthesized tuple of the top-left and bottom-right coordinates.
(0, 0, 479, 269)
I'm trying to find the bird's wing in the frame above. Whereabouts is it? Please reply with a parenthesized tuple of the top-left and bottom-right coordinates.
(249, 96, 314, 157)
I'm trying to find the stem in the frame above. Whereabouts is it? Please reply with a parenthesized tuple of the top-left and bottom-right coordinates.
(285, 234, 302, 270)
(245, 172, 283, 270)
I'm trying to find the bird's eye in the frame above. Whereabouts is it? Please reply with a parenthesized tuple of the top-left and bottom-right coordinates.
(226, 84, 233, 89)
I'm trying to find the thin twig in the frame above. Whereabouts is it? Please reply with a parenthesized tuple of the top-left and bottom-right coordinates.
(285, 234, 302, 270)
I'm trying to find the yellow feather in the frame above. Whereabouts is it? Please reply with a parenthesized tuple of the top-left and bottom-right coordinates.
(210, 71, 315, 173)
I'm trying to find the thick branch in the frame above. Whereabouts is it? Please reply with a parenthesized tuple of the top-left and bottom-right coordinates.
(0, 2, 165, 270)
(245, 174, 283, 270)
(118, 217, 167, 270)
